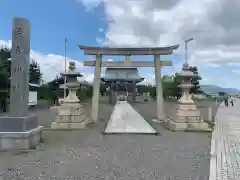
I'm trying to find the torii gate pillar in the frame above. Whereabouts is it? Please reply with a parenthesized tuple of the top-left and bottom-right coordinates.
(91, 54, 102, 122)
(154, 55, 165, 122)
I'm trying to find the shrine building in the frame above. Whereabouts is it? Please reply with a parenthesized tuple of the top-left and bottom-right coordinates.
(101, 67, 144, 103)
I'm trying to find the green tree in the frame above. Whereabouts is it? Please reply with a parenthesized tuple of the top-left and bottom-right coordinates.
(218, 92, 226, 96)
(149, 85, 156, 99)
(0, 48, 43, 110)
(136, 85, 148, 95)
(100, 83, 107, 95)
(45, 75, 61, 102)
(38, 84, 53, 100)
(0, 48, 42, 86)
(29, 59, 42, 84)
(76, 86, 93, 101)
(0, 69, 9, 102)
(85, 86, 93, 98)
(0, 48, 11, 104)
(170, 73, 181, 98)
(189, 66, 203, 94)
(0, 48, 11, 75)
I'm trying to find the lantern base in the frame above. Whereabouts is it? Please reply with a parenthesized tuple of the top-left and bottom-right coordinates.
(50, 103, 89, 130)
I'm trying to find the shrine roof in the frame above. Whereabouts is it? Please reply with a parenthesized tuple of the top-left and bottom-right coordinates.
(101, 68, 144, 82)
(78, 45, 179, 55)
(104, 67, 138, 70)
(101, 78, 144, 83)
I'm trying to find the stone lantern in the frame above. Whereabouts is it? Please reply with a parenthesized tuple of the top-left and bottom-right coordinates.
(51, 61, 89, 129)
(166, 62, 211, 131)
(178, 62, 196, 104)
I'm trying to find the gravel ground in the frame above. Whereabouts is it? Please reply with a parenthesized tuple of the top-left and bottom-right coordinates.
(0, 99, 213, 180)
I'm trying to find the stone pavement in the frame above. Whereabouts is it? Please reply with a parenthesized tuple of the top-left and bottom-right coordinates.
(209, 98, 240, 180)
(105, 101, 156, 134)
(0, 102, 211, 180)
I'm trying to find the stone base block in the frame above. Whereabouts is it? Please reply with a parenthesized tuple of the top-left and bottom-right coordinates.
(176, 109, 200, 117)
(166, 119, 212, 132)
(51, 121, 88, 129)
(0, 126, 43, 150)
(0, 114, 38, 132)
(173, 107, 201, 123)
(176, 104, 197, 111)
(173, 114, 201, 123)
(50, 105, 89, 129)
(188, 122, 209, 129)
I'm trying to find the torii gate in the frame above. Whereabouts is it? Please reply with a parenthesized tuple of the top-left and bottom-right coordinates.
(79, 45, 179, 123)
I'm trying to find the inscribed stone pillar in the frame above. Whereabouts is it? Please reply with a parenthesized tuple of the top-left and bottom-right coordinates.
(0, 18, 43, 151)
(154, 55, 165, 121)
(10, 18, 30, 117)
(91, 54, 102, 122)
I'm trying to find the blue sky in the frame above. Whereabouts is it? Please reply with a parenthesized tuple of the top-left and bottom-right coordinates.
(0, 0, 179, 83)
(0, 1, 149, 76)
(1, 0, 240, 89)
(0, 0, 105, 56)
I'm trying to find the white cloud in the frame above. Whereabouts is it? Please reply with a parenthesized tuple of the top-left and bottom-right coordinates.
(79, 0, 240, 88)
(228, 63, 240, 67)
(205, 63, 220, 68)
(30, 51, 84, 81)
(232, 70, 240, 74)
(80, 73, 94, 83)
(0, 40, 91, 83)
(98, 28, 104, 32)
(76, 0, 103, 10)
(138, 75, 155, 86)
(0, 40, 11, 49)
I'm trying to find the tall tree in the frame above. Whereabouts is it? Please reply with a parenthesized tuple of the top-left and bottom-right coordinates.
(171, 73, 182, 98)
(189, 66, 203, 94)
(149, 85, 156, 99)
(0, 48, 42, 85)
(0, 48, 11, 104)
(100, 83, 107, 94)
(0, 48, 43, 110)
(218, 92, 226, 96)
(29, 59, 42, 84)
(0, 48, 11, 75)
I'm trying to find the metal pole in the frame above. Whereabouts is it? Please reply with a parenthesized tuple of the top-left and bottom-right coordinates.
(63, 38, 67, 99)
(185, 42, 188, 64)
(184, 37, 194, 64)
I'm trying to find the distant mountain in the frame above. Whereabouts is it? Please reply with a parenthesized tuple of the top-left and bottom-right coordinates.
(200, 85, 240, 95)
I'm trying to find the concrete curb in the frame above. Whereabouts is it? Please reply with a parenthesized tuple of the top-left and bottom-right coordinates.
(102, 132, 160, 136)
(42, 128, 86, 131)
(158, 121, 212, 133)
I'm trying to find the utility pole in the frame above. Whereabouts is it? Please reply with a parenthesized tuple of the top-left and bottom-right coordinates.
(184, 37, 194, 64)
(63, 38, 67, 99)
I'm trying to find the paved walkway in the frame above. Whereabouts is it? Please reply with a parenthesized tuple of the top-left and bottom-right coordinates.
(105, 101, 156, 134)
(210, 98, 240, 180)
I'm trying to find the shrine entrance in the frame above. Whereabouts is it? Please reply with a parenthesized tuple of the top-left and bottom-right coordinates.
(114, 81, 133, 102)
(106, 81, 130, 103)
(114, 82, 128, 99)
(102, 66, 142, 104)
(79, 45, 179, 123)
